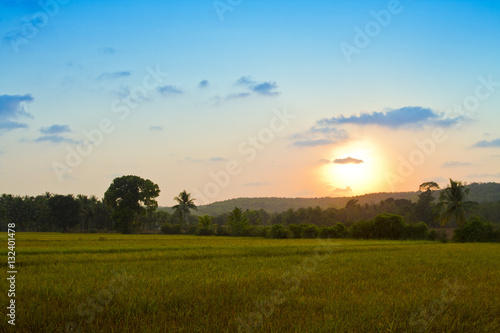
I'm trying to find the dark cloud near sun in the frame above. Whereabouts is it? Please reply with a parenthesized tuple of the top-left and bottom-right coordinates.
(333, 157, 364, 165)
(0, 94, 33, 133)
(318, 106, 465, 129)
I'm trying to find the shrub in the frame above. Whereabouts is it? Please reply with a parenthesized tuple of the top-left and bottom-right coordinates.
(301, 225, 320, 238)
(453, 216, 498, 242)
(334, 223, 348, 238)
(198, 227, 214, 236)
(349, 220, 374, 239)
(405, 222, 429, 240)
(319, 226, 337, 238)
(373, 213, 405, 240)
(215, 224, 229, 236)
(288, 224, 306, 239)
(161, 223, 182, 234)
(427, 229, 437, 241)
(270, 224, 290, 239)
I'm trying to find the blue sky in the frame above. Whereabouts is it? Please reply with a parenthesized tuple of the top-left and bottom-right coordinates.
(1, 0, 500, 205)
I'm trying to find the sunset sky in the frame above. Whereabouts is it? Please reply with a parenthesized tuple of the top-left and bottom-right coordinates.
(1, 0, 500, 205)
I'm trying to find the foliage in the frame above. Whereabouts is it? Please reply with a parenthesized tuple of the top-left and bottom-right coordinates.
(226, 207, 250, 236)
(160, 223, 182, 235)
(453, 215, 499, 242)
(301, 224, 320, 238)
(270, 224, 290, 239)
(104, 175, 160, 233)
(404, 222, 429, 240)
(435, 179, 479, 227)
(173, 190, 197, 230)
(372, 213, 406, 239)
(48, 194, 80, 232)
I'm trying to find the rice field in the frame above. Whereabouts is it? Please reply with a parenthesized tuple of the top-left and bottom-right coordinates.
(1, 233, 499, 332)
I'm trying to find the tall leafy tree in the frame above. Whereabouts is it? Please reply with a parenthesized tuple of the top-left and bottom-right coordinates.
(104, 175, 160, 234)
(226, 207, 249, 236)
(435, 179, 478, 227)
(48, 194, 80, 232)
(173, 190, 197, 231)
(415, 182, 440, 225)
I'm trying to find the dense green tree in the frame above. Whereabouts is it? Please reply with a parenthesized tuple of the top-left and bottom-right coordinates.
(415, 182, 440, 226)
(435, 179, 479, 227)
(173, 190, 197, 231)
(48, 194, 80, 232)
(104, 175, 160, 234)
(226, 207, 249, 236)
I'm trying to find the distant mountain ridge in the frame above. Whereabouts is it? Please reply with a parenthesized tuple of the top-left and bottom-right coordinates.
(161, 182, 500, 216)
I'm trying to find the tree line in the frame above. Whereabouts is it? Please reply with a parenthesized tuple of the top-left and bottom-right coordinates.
(1, 176, 499, 242)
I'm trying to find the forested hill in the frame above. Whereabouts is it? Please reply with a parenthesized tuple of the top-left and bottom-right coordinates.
(170, 182, 500, 216)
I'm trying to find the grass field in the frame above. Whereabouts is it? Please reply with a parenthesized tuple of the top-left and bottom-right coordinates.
(1, 233, 499, 332)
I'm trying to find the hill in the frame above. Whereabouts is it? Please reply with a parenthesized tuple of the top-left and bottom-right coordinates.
(161, 182, 500, 216)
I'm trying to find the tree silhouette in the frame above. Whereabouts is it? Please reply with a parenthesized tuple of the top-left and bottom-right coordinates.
(435, 179, 478, 227)
(173, 190, 197, 231)
(104, 175, 160, 234)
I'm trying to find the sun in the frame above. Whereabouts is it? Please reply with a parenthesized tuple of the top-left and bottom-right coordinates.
(321, 141, 386, 196)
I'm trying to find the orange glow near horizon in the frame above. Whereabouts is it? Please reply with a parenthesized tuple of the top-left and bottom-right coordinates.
(321, 141, 388, 196)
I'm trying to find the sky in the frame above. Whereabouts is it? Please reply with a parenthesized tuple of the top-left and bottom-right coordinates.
(1, 0, 500, 206)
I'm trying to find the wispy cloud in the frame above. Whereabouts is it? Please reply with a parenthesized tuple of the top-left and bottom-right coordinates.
(467, 172, 500, 179)
(333, 157, 364, 165)
(243, 181, 270, 187)
(40, 124, 71, 134)
(149, 126, 163, 131)
(198, 80, 209, 88)
(293, 139, 335, 147)
(332, 186, 352, 194)
(473, 138, 500, 148)
(292, 126, 348, 148)
(442, 161, 473, 168)
(319, 107, 465, 129)
(35, 135, 80, 144)
(226, 92, 251, 99)
(158, 85, 183, 96)
(0, 94, 33, 133)
(235, 76, 280, 96)
(209, 157, 228, 162)
(97, 71, 130, 80)
(98, 47, 117, 54)
(318, 159, 331, 164)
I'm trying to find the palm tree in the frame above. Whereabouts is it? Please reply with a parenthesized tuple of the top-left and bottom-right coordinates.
(435, 179, 478, 227)
(173, 190, 197, 231)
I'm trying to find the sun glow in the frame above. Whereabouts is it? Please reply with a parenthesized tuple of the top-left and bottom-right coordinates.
(321, 141, 387, 196)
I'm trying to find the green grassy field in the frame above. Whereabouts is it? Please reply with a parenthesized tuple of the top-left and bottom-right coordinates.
(1, 233, 499, 332)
